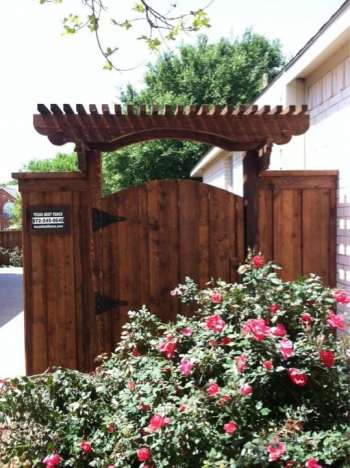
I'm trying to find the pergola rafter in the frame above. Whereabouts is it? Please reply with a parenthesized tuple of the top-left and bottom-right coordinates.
(34, 104, 310, 157)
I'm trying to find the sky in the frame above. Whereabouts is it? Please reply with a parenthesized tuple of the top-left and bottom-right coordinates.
(0, 0, 345, 183)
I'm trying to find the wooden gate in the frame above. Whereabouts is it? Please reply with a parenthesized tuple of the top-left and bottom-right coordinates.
(91, 179, 244, 356)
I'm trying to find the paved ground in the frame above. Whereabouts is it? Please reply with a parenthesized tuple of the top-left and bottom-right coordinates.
(0, 267, 25, 378)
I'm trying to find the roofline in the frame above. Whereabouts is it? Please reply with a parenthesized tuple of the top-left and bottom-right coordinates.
(257, 0, 350, 99)
(190, 0, 350, 176)
(190, 147, 227, 177)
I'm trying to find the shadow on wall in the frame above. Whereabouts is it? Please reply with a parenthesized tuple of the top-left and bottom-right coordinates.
(0, 269, 23, 327)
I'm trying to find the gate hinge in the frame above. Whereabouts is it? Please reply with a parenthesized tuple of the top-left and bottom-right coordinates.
(95, 292, 128, 315)
(92, 208, 127, 231)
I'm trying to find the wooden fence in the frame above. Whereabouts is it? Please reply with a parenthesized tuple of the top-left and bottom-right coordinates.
(257, 171, 337, 286)
(0, 230, 22, 265)
(14, 165, 338, 375)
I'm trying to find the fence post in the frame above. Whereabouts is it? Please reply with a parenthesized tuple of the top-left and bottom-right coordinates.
(13, 152, 101, 374)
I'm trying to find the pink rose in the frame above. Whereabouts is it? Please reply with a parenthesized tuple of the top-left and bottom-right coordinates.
(219, 394, 231, 406)
(131, 347, 140, 357)
(270, 303, 280, 314)
(220, 336, 231, 345)
(327, 311, 345, 330)
(179, 358, 194, 377)
(206, 314, 226, 333)
(301, 312, 313, 325)
(319, 350, 335, 368)
(288, 368, 308, 386)
(179, 403, 187, 412)
(223, 421, 238, 434)
(235, 354, 248, 373)
(271, 323, 287, 337)
(170, 288, 181, 296)
(305, 458, 322, 468)
(252, 255, 264, 268)
(211, 291, 222, 304)
(137, 447, 151, 462)
(43, 454, 63, 467)
(279, 339, 294, 359)
(80, 441, 92, 454)
(306, 458, 322, 468)
(207, 382, 220, 397)
(159, 335, 177, 359)
(242, 319, 270, 341)
(107, 423, 114, 433)
(267, 441, 286, 461)
(263, 360, 273, 371)
(333, 289, 350, 304)
(180, 327, 193, 337)
(147, 414, 170, 432)
(240, 383, 253, 396)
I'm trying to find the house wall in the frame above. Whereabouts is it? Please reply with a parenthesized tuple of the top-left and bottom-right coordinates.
(202, 158, 227, 189)
(255, 30, 350, 319)
(201, 152, 244, 196)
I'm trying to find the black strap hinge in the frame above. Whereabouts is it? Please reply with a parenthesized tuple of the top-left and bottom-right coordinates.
(92, 208, 127, 231)
(95, 292, 128, 315)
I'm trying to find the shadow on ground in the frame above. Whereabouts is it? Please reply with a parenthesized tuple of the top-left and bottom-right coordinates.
(0, 268, 23, 327)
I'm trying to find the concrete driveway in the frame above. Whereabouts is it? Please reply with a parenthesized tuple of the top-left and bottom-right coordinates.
(0, 267, 25, 378)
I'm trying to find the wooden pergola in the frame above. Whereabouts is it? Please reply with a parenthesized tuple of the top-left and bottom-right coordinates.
(33, 103, 310, 245)
(34, 103, 309, 170)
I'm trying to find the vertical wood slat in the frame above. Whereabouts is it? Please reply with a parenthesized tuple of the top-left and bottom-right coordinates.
(24, 191, 48, 374)
(257, 171, 338, 286)
(273, 190, 302, 281)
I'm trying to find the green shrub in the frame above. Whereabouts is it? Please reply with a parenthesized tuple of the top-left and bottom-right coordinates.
(0, 255, 349, 467)
(0, 247, 23, 267)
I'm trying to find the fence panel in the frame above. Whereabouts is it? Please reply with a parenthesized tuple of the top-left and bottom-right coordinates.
(257, 171, 337, 286)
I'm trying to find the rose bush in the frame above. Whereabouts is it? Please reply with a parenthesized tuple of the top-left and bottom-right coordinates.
(0, 255, 349, 467)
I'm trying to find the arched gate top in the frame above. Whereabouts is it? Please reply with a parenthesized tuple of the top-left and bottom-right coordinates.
(34, 104, 309, 152)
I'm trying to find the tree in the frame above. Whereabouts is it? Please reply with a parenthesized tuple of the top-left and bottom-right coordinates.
(38, 0, 212, 71)
(23, 152, 78, 172)
(18, 33, 284, 194)
(103, 32, 285, 192)
(8, 153, 78, 228)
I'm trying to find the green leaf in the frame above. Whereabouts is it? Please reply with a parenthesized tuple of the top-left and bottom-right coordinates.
(133, 2, 146, 13)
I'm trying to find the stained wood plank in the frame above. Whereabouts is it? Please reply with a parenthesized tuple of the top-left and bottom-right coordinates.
(273, 189, 302, 281)
(302, 190, 331, 283)
(197, 183, 210, 287)
(27, 191, 49, 374)
(257, 188, 274, 261)
(147, 181, 162, 318)
(158, 180, 180, 321)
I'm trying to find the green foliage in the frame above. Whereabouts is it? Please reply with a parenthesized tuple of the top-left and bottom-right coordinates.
(38, 0, 211, 71)
(102, 140, 206, 195)
(103, 32, 285, 192)
(24, 153, 78, 172)
(9, 196, 22, 229)
(1, 256, 349, 466)
(0, 247, 23, 267)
